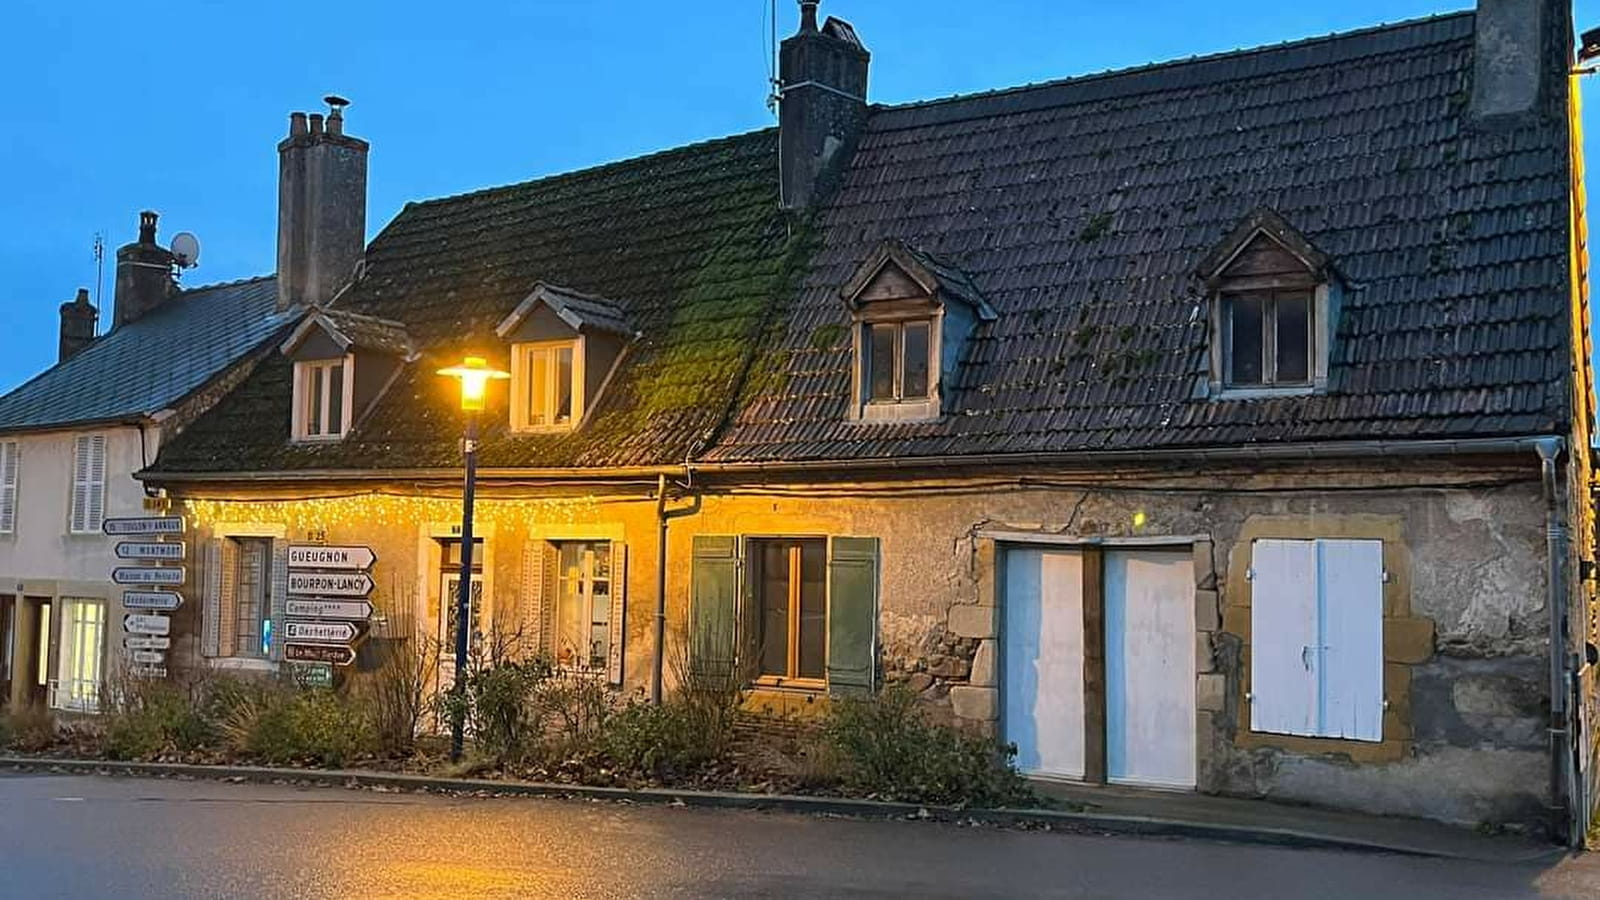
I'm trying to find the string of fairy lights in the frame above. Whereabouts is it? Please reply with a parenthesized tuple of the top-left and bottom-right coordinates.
(185, 493, 605, 532)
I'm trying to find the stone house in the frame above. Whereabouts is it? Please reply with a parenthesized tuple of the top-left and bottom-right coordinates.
(142, 1, 1599, 840)
(0, 212, 293, 713)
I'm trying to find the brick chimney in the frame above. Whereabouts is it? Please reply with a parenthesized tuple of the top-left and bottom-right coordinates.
(1472, 0, 1572, 122)
(113, 211, 176, 328)
(277, 96, 368, 311)
(779, 1, 870, 211)
(58, 288, 98, 361)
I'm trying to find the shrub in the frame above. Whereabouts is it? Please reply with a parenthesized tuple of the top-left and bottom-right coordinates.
(436, 658, 554, 765)
(102, 679, 210, 761)
(598, 701, 713, 780)
(824, 686, 1034, 808)
(1, 706, 57, 753)
(220, 683, 374, 768)
(362, 634, 439, 758)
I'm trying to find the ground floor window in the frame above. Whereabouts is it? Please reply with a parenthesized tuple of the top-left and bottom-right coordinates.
(554, 541, 611, 671)
(751, 538, 827, 682)
(233, 538, 272, 659)
(53, 597, 104, 713)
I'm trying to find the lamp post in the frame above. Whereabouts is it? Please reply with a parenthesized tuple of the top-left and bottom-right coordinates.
(437, 356, 510, 762)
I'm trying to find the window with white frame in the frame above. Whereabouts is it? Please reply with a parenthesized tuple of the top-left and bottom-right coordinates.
(69, 434, 107, 534)
(1249, 538, 1384, 741)
(54, 597, 105, 713)
(512, 341, 582, 432)
(293, 357, 353, 441)
(233, 537, 274, 659)
(0, 440, 18, 534)
(863, 319, 933, 405)
(554, 540, 612, 671)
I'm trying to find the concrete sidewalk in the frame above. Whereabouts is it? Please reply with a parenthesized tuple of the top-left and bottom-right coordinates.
(1032, 780, 1568, 864)
(0, 756, 1573, 863)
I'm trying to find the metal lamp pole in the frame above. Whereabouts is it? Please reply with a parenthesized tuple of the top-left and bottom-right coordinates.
(450, 411, 479, 763)
(437, 356, 508, 764)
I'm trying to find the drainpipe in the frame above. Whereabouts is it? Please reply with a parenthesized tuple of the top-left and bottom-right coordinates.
(1537, 436, 1571, 844)
(652, 473, 669, 705)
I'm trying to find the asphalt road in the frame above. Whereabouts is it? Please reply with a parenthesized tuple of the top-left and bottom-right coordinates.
(2, 774, 1599, 899)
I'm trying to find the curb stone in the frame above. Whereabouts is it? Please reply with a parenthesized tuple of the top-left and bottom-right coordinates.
(0, 756, 1456, 858)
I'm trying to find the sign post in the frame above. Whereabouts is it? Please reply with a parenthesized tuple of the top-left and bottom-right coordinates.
(123, 614, 171, 636)
(113, 567, 185, 587)
(286, 572, 373, 598)
(287, 545, 376, 570)
(102, 516, 184, 536)
(284, 643, 356, 666)
(122, 590, 183, 611)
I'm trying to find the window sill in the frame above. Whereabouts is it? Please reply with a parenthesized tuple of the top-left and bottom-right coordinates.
(510, 424, 577, 435)
(1248, 727, 1381, 745)
(752, 676, 827, 692)
(857, 399, 940, 423)
(1212, 385, 1315, 401)
(291, 434, 348, 444)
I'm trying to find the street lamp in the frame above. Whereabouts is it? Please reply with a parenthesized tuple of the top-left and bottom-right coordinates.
(437, 355, 510, 762)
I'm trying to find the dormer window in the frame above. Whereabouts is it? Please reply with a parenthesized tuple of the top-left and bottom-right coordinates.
(513, 341, 580, 431)
(866, 319, 932, 403)
(294, 356, 353, 440)
(842, 241, 995, 423)
(280, 308, 416, 444)
(1198, 208, 1337, 397)
(496, 283, 636, 435)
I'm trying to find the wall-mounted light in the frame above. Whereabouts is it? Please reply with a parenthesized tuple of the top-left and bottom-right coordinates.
(1577, 27, 1600, 73)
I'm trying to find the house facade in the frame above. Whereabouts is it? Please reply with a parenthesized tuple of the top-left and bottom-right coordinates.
(142, 1, 1599, 840)
(0, 213, 291, 712)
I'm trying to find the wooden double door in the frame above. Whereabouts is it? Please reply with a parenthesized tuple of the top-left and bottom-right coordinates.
(1002, 546, 1196, 789)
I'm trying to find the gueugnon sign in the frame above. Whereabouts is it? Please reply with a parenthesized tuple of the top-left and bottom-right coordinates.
(287, 545, 376, 570)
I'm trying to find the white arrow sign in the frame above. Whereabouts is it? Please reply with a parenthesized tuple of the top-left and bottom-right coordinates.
(287, 572, 373, 598)
(123, 590, 183, 611)
(124, 635, 171, 651)
(131, 650, 166, 665)
(285, 599, 373, 621)
(284, 620, 359, 644)
(116, 541, 186, 561)
(113, 566, 185, 586)
(123, 614, 170, 636)
(103, 516, 183, 536)
(288, 545, 376, 571)
(129, 664, 167, 679)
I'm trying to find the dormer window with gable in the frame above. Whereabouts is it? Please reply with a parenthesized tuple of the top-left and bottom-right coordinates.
(280, 308, 416, 443)
(496, 283, 636, 434)
(1198, 208, 1338, 397)
(843, 241, 995, 422)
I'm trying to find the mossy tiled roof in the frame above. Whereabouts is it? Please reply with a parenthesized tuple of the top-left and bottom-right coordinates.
(154, 129, 794, 472)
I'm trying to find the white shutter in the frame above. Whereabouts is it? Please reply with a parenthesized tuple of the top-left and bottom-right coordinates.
(1318, 539, 1384, 741)
(0, 441, 18, 534)
(201, 539, 223, 657)
(523, 541, 547, 658)
(86, 434, 106, 533)
(1249, 539, 1319, 737)
(69, 435, 90, 533)
(607, 542, 627, 686)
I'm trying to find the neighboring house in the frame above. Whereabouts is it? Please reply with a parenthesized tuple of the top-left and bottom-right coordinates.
(143, 1, 1599, 840)
(0, 216, 290, 712)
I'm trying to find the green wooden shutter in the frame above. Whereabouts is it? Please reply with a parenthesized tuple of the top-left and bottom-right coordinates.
(827, 536, 879, 696)
(689, 535, 740, 681)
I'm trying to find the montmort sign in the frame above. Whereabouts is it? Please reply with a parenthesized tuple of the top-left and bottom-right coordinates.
(116, 541, 186, 561)
(288, 545, 376, 571)
(102, 516, 184, 536)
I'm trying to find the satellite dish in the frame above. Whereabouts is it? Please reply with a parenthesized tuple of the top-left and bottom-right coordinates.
(171, 232, 201, 269)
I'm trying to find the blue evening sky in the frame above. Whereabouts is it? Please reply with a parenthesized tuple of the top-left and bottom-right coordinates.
(1, 0, 1596, 392)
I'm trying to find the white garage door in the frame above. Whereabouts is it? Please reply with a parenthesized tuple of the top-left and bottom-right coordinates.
(1105, 549, 1196, 789)
(1003, 547, 1085, 780)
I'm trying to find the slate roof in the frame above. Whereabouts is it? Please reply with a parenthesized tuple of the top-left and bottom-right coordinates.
(152, 130, 795, 472)
(283, 308, 417, 359)
(708, 11, 1575, 461)
(497, 283, 635, 339)
(150, 10, 1577, 476)
(0, 276, 290, 433)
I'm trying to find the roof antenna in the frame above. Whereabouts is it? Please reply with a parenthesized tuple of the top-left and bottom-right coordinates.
(765, 0, 779, 115)
(92, 232, 105, 337)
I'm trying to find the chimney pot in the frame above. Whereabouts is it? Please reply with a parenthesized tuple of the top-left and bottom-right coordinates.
(138, 210, 158, 245)
(308, 113, 325, 136)
(58, 288, 99, 362)
(324, 95, 348, 137)
(289, 111, 308, 138)
(800, 0, 819, 32)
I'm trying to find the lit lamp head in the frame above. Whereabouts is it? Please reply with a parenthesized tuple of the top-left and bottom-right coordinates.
(437, 356, 510, 412)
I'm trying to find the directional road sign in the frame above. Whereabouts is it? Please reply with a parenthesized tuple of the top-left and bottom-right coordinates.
(103, 516, 183, 536)
(287, 572, 373, 598)
(284, 599, 373, 621)
(290, 662, 335, 689)
(288, 545, 376, 571)
(124, 635, 171, 651)
(112, 566, 185, 586)
(131, 650, 165, 665)
(123, 614, 170, 636)
(285, 643, 356, 666)
(116, 541, 185, 561)
(284, 620, 359, 644)
(129, 665, 167, 679)
(123, 590, 183, 611)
